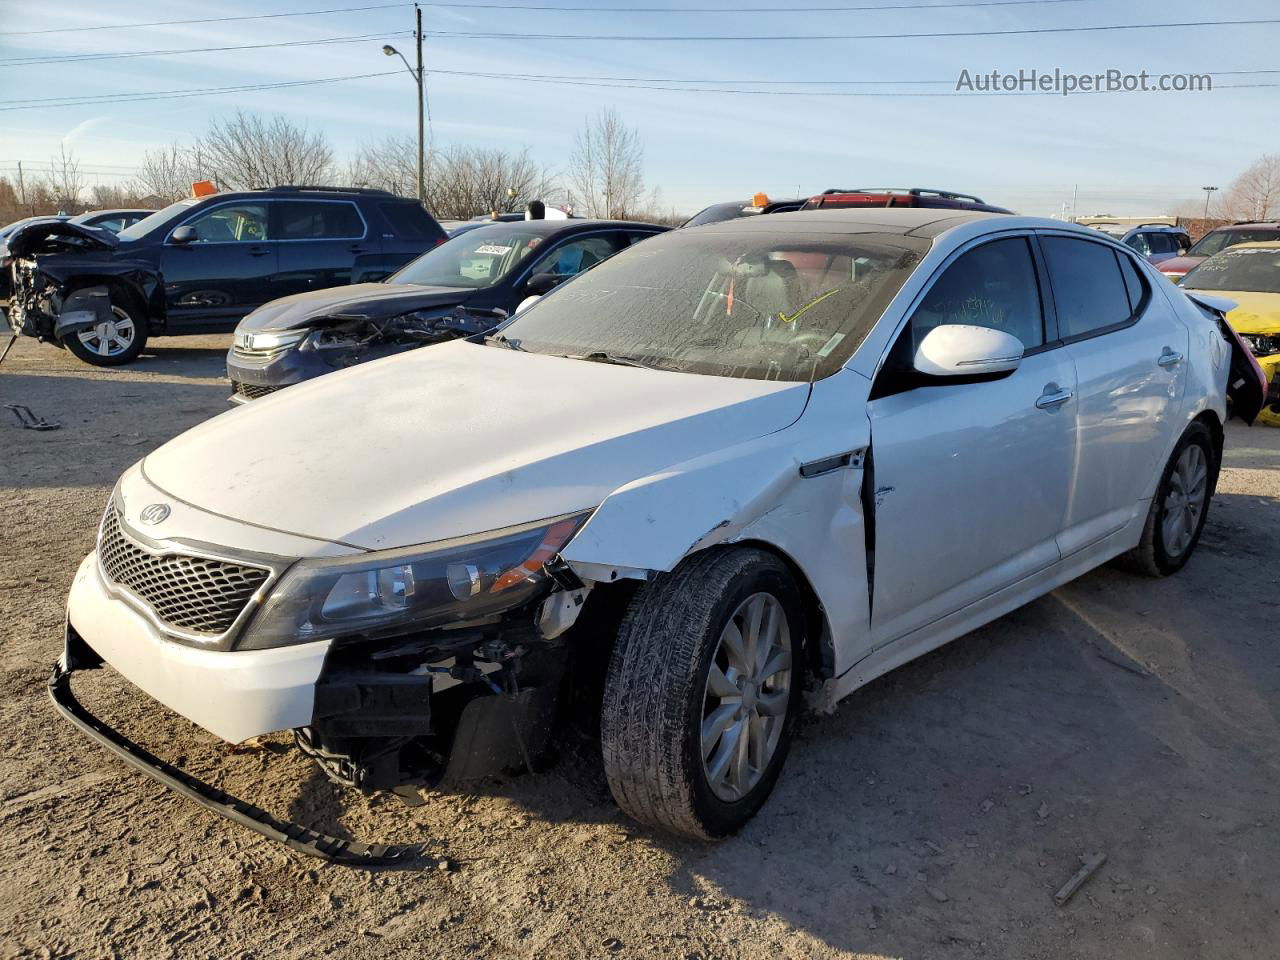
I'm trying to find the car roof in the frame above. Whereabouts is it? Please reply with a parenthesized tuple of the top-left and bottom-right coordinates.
(1212, 221, 1280, 230)
(680, 207, 1004, 237)
(459, 218, 666, 237)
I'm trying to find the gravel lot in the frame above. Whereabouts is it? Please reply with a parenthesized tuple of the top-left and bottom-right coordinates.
(2, 332, 1278, 960)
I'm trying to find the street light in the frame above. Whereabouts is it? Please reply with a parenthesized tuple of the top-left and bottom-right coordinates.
(382, 7, 425, 203)
(1202, 185, 1218, 221)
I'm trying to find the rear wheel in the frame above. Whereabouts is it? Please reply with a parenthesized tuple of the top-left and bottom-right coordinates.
(62, 292, 148, 366)
(600, 548, 804, 839)
(1117, 421, 1216, 577)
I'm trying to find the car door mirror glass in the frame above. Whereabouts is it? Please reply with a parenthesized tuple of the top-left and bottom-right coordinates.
(170, 225, 197, 245)
(525, 272, 562, 296)
(913, 324, 1024, 378)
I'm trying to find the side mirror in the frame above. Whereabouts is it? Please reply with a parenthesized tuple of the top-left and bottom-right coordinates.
(170, 225, 197, 245)
(525, 272, 562, 297)
(913, 324, 1024, 379)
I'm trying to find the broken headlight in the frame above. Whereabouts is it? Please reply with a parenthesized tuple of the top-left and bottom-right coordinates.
(1240, 333, 1280, 358)
(238, 512, 590, 650)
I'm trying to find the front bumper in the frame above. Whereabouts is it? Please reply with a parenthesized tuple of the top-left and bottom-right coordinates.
(66, 551, 330, 742)
(225, 342, 333, 403)
(49, 624, 421, 866)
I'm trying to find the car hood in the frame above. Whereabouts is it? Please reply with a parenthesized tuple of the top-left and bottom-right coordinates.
(1157, 254, 1204, 275)
(237, 282, 475, 331)
(4, 220, 118, 258)
(1183, 288, 1280, 334)
(142, 340, 811, 551)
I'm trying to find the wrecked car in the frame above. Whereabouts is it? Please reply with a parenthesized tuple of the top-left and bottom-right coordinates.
(225, 218, 667, 402)
(5, 186, 446, 367)
(51, 210, 1264, 862)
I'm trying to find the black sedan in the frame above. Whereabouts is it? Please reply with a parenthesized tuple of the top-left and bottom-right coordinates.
(225, 218, 667, 402)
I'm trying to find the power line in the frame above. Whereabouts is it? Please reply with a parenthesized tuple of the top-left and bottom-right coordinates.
(0, 3, 409, 37)
(0, 71, 404, 112)
(422, 17, 1280, 41)
(2, 68, 1272, 113)
(419, 0, 1096, 8)
(0, 32, 411, 67)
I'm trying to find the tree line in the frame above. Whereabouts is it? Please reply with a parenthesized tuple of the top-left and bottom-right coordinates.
(0, 108, 683, 226)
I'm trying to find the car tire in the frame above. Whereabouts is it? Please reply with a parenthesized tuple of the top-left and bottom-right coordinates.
(62, 289, 149, 367)
(600, 547, 805, 839)
(1116, 420, 1217, 577)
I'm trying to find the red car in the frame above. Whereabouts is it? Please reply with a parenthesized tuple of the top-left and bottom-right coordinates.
(1157, 220, 1280, 280)
(801, 187, 1013, 215)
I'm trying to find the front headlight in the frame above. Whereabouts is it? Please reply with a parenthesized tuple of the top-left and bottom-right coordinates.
(243, 329, 307, 352)
(1241, 333, 1280, 358)
(237, 512, 590, 650)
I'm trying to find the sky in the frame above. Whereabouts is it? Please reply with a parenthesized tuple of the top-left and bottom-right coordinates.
(0, 0, 1277, 217)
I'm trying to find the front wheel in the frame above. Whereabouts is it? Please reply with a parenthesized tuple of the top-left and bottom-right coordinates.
(62, 294, 149, 367)
(1117, 421, 1217, 577)
(601, 548, 805, 839)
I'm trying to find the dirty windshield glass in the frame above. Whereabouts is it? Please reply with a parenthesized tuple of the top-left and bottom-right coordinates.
(117, 198, 200, 241)
(497, 228, 928, 381)
(1183, 245, 1280, 293)
(390, 225, 547, 289)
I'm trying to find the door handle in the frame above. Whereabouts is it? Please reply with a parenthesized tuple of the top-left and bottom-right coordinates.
(247, 246, 270, 257)
(1158, 349, 1184, 368)
(1036, 387, 1073, 410)
(349, 245, 367, 254)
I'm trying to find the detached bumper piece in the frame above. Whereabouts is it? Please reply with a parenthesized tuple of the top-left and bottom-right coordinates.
(47, 654, 425, 868)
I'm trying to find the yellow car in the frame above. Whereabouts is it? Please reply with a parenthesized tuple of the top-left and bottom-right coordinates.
(1180, 240, 1280, 426)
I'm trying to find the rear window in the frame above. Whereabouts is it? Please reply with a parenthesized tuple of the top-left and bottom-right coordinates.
(378, 202, 444, 241)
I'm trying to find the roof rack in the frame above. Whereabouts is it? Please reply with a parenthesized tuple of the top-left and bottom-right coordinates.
(1133, 222, 1184, 230)
(820, 187, 986, 204)
(261, 185, 397, 196)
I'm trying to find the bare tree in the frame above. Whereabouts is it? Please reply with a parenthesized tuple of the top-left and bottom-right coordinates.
(348, 138, 559, 217)
(1220, 153, 1280, 221)
(568, 108, 649, 219)
(43, 144, 84, 212)
(195, 112, 333, 190)
(138, 142, 204, 202)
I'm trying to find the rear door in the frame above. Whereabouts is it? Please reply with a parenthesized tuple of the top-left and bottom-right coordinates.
(271, 200, 368, 300)
(1038, 233, 1188, 555)
(161, 200, 276, 327)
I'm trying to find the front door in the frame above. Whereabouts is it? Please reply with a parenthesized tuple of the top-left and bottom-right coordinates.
(161, 201, 276, 327)
(866, 235, 1078, 645)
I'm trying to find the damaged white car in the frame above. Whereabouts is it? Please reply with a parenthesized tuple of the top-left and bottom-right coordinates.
(51, 210, 1263, 862)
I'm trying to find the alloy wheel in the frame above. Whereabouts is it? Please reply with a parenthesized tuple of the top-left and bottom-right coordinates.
(1161, 443, 1208, 558)
(700, 592, 792, 802)
(76, 306, 136, 359)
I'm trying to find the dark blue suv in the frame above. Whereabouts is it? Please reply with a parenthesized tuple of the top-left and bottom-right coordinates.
(4, 186, 446, 366)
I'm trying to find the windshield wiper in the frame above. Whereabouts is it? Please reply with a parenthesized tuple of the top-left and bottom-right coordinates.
(485, 333, 525, 351)
(566, 351, 657, 369)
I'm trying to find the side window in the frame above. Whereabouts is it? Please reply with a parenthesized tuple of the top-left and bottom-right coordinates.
(626, 230, 658, 246)
(1115, 250, 1150, 315)
(183, 203, 269, 243)
(1041, 236, 1136, 339)
(527, 235, 622, 280)
(278, 201, 365, 240)
(1147, 233, 1174, 255)
(908, 236, 1045, 352)
(1127, 233, 1151, 255)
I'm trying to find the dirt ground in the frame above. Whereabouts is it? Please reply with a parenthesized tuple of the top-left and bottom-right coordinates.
(1, 332, 1277, 960)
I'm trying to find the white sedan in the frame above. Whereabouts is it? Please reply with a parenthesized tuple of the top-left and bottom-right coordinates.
(53, 210, 1263, 857)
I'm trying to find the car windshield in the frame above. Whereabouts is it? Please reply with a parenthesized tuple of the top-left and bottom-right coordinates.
(116, 198, 201, 241)
(496, 228, 928, 381)
(389, 225, 548, 289)
(1187, 228, 1280, 259)
(1182, 246, 1280, 293)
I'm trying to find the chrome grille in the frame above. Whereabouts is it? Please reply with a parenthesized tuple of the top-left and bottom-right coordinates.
(231, 380, 280, 400)
(98, 508, 270, 636)
(231, 343, 292, 362)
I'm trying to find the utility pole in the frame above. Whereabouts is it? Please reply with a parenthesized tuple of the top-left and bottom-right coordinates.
(1070, 183, 1078, 222)
(16, 160, 27, 214)
(415, 4, 424, 204)
(1201, 185, 1218, 220)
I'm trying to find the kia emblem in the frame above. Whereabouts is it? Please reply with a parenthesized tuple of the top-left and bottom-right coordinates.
(139, 503, 171, 525)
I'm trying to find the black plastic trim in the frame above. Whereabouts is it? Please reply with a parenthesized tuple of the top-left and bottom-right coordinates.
(47, 656, 428, 867)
